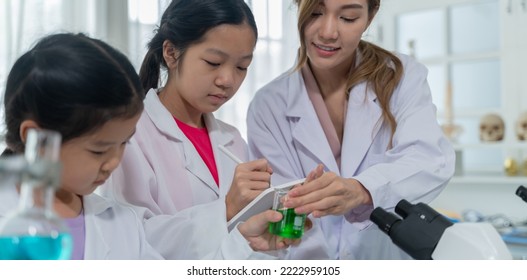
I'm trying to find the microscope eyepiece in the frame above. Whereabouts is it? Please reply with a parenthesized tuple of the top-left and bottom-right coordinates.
(394, 199, 413, 218)
(370, 199, 454, 260)
(370, 207, 401, 235)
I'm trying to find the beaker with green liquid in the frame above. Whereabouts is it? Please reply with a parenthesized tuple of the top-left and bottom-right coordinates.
(268, 187, 306, 239)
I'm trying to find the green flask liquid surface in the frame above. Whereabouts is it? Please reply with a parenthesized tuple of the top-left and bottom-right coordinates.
(268, 208, 306, 239)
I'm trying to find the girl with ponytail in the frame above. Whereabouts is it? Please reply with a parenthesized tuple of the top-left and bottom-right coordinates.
(100, 0, 309, 259)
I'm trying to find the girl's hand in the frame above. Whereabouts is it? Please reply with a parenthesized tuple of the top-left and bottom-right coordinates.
(238, 210, 313, 251)
(225, 159, 273, 220)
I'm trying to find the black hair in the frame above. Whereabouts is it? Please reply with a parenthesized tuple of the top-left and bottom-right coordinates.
(139, 0, 258, 92)
(3, 33, 144, 153)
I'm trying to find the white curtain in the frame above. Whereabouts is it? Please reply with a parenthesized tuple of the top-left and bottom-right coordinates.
(0, 0, 129, 147)
(0, 0, 131, 97)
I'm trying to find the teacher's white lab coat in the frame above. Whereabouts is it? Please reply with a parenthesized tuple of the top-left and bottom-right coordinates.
(99, 89, 273, 259)
(247, 54, 456, 259)
(0, 186, 260, 259)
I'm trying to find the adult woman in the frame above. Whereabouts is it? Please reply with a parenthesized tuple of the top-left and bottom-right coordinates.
(247, 0, 455, 259)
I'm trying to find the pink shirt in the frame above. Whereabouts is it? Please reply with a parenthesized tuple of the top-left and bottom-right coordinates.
(175, 118, 219, 186)
(302, 64, 348, 169)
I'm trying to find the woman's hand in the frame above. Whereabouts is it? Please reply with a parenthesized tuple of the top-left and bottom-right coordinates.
(304, 164, 324, 184)
(225, 159, 273, 220)
(284, 171, 372, 218)
(238, 210, 313, 251)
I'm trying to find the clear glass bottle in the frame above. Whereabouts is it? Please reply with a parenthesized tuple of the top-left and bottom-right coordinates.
(0, 129, 72, 260)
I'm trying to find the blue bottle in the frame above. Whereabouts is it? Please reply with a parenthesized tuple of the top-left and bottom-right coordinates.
(0, 129, 72, 260)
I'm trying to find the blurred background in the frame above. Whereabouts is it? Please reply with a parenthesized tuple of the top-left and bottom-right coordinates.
(0, 0, 300, 142)
(1, 0, 526, 258)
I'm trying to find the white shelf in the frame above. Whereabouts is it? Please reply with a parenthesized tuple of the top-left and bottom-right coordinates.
(453, 142, 527, 150)
(451, 174, 527, 186)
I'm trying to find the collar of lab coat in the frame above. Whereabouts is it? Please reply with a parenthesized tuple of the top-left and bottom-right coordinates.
(143, 89, 233, 192)
(143, 88, 234, 147)
(81, 193, 116, 259)
(285, 63, 382, 175)
(83, 192, 113, 215)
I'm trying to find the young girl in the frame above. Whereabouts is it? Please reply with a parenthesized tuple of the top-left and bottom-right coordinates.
(0, 33, 296, 259)
(99, 0, 289, 259)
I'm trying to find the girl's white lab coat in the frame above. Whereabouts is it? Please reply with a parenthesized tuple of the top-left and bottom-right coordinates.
(0, 186, 259, 259)
(99, 89, 273, 259)
(247, 54, 456, 259)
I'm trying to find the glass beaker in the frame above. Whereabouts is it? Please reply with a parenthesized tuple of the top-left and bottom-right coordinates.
(0, 129, 72, 260)
(268, 187, 306, 239)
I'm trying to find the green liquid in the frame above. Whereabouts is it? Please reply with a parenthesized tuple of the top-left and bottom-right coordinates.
(268, 208, 306, 239)
(0, 234, 72, 260)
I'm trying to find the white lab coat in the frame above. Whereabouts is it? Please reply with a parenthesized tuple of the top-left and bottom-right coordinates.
(0, 186, 260, 259)
(99, 89, 274, 259)
(247, 53, 456, 259)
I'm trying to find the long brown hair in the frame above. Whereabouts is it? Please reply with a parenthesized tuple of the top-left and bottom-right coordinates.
(293, 0, 403, 145)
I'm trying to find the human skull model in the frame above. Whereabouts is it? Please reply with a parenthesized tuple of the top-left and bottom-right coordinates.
(516, 111, 527, 141)
(479, 113, 505, 142)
